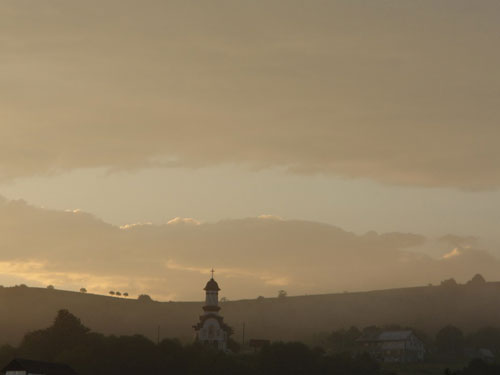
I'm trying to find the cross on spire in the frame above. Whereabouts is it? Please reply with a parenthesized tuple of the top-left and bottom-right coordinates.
(211, 268, 215, 279)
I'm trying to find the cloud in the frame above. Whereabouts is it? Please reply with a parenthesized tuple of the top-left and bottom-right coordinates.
(1, 1, 500, 189)
(0, 197, 498, 300)
(442, 248, 461, 259)
(119, 222, 153, 230)
(166, 217, 201, 226)
(166, 260, 291, 287)
(258, 214, 283, 221)
(439, 234, 479, 249)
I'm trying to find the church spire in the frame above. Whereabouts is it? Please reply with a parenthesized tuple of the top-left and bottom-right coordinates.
(193, 270, 231, 351)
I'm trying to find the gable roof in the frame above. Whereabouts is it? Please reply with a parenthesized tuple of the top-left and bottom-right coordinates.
(378, 330, 413, 341)
(2, 358, 77, 375)
(357, 330, 419, 343)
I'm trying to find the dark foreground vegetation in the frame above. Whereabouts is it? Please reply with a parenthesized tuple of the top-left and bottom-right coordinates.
(445, 359, 500, 375)
(321, 324, 500, 359)
(2, 309, 500, 374)
(0, 310, 381, 375)
(321, 325, 500, 374)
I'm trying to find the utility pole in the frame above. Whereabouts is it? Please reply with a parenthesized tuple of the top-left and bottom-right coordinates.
(242, 322, 245, 346)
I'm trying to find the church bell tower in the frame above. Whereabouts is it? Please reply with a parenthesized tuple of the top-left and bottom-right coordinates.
(193, 269, 232, 351)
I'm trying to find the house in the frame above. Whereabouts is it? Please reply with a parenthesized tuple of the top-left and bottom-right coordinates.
(478, 348, 495, 362)
(357, 330, 425, 363)
(465, 348, 495, 363)
(1, 358, 77, 375)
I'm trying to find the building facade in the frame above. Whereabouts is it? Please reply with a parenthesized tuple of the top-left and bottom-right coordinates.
(357, 330, 425, 363)
(193, 272, 232, 351)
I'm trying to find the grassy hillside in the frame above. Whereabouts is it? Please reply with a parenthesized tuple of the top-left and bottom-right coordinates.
(1, 282, 500, 345)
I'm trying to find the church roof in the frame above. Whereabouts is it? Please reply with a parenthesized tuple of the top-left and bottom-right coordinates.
(204, 278, 220, 291)
(193, 313, 233, 333)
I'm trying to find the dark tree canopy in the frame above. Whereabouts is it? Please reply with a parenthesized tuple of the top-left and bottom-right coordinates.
(137, 294, 153, 303)
(436, 325, 465, 357)
(467, 274, 486, 286)
(441, 278, 458, 288)
(1, 310, 381, 375)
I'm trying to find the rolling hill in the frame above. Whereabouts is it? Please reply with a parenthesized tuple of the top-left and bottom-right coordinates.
(1, 282, 499, 345)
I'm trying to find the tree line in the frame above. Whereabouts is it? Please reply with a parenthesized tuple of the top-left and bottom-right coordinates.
(2, 309, 500, 374)
(0, 310, 380, 375)
(321, 324, 500, 360)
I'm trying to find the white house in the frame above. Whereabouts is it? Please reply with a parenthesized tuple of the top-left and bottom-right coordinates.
(357, 330, 425, 363)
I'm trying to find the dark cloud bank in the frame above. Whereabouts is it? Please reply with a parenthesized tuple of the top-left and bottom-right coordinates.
(1, 1, 500, 189)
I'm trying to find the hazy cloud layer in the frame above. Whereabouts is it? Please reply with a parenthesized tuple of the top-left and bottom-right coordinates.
(1, 1, 500, 189)
(0, 197, 498, 300)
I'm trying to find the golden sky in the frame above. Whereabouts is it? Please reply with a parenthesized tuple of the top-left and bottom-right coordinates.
(1, 1, 499, 300)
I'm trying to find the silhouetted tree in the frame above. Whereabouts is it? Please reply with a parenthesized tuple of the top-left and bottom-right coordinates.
(449, 358, 500, 375)
(227, 337, 241, 353)
(466, 326, 500, 352)
(4, 309, 383, 375)
(0, 344, 16, 368)
(467, 274, 486, 286)
(46, 285, 55, 290)
(436, 325, 465, 357)
(109, 291, 115, 296)
(441, 278, 458, 288)
(325, 326, 361, 353)
(278, 290, 287, 298)
(361, 326, 382, 340)
(18, 309, 90, 362)
(138, 294, 153, 303)
(116, 291, 122, 296)
(260, 342, 316, 375)
(123, 292, 129, 297)
(80, 288, 87, 293)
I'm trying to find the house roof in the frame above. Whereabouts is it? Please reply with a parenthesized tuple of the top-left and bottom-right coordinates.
(357, 330, 416, 343)
(378, 330, 413, 341)
(2, 358, 77, 375)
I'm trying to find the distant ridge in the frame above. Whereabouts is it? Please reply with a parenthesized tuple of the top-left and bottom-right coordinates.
(1, 282, 500, 345)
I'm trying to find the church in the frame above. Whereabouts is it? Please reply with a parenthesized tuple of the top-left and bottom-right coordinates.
(193, 271, 232, 351)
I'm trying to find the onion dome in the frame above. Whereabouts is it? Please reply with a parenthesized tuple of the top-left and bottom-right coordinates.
(204, 278, 220, 291)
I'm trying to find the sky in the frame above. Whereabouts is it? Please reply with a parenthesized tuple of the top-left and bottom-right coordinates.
(1, 0, 500, 301)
